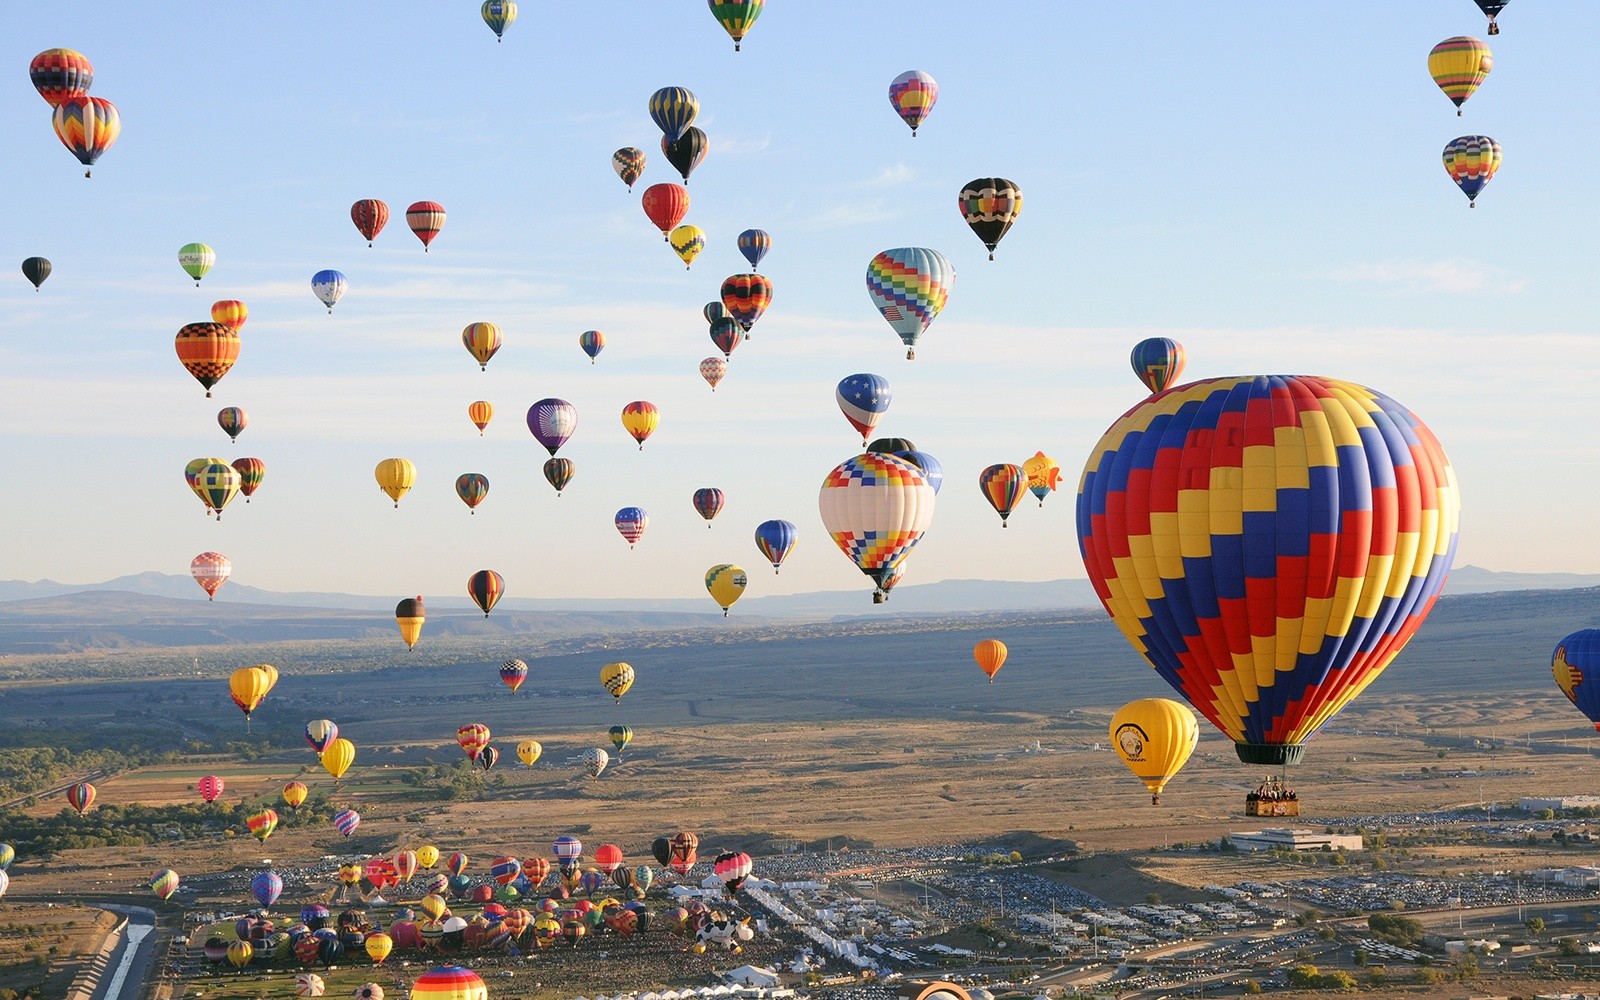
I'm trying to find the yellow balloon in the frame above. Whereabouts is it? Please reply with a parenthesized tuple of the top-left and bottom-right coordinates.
(321, 737, 356, 780)
(420, 893, 449, 922)
(1428, 36, 1492, 115)
(256, 663, 280, 691)
(517, 740, 543, 766)
(365, 931, 393, 964)
(416, 845, 440, 870)
(462, 321, 503, 370)
(1021, 450, 1061, 507)
(669, 224, 705, 269)
(228, 666, 272, 719)
(282, 781, 308, 809)
(600, 662, 635, 702)
(705, 564, 748, 617)
(1110, 698, 1199, 805)
(374, 457, 417, 507)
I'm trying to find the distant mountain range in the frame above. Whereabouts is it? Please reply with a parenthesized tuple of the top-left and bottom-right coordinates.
(0, 564, 1590, 618)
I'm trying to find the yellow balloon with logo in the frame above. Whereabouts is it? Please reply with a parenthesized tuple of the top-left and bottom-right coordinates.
(365, 931, 394, 964)
(1109, 698, 1198, 805)
(374, 457, 417, 508)
(321, 737, 356, 781)
(417, 845, 440, 870)
(517, 739, 543, 766)
(705, 563, 748, 617)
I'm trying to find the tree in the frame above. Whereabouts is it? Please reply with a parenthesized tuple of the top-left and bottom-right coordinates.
(1526, 916, 1545, 937)
(1145, 892, 1163, 905)
(1557, 937, 1582, 957)
(1240, 980, 1262, 995)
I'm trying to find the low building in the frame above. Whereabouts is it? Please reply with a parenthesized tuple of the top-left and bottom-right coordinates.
(1521, 796, 1600, 811)
(1228, 828, 1363, 852)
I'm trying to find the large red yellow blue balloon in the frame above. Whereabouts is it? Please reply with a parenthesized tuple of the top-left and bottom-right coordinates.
(1076, 375, 1460, 765)
(1553, 630, 1600, 731)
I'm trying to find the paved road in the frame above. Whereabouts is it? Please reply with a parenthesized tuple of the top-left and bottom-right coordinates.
(92, 905, 158, 1000)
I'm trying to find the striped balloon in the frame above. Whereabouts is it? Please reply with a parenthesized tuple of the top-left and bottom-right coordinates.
(490, 857, 522, 886)
(708, 0, 764, 50)
(719, 273, 772, 334)
(612, 147, 646, 191)
(1442, 135, 1501, 207)
(467, 570, 504, 617)
(1428, 36, 1492, 114)
(333, 809, 361, 838)
(411, 966, 487, 1000)
(978, 464, 1028, 527)
(552, 835, 583, 865)
(527, 398, 578, 456)
(350, 199, 389, 245)
(461, 322, 502, 370)
(196, 775, 225, 803)
(149, 869, 180, 900)
(406, 201, 446, 250)
(481, 0, 517, 40)
(866, 248, 953, 359)
(754, 519, 798, 574)
(692, 487, 725, 525)
(578, 329, 605, 363)
(648, 87, 699, 143)
(29, 49, 93, 107)
(1076, 375, 1459, 766)
(247, 808, 278, 842)
(614, 508, 649, 548)
(52, 96, 120, 176)
(67, 781, 96, 815)
(737, 229, 771, 269)
(500, 658, 528, 693)
(1130, 338, 1186, 394)
(174, 322, 240, 398)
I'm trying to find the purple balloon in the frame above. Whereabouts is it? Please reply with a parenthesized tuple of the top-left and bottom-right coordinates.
(527, 398, 578, 456)
(251, 870, 283, 908)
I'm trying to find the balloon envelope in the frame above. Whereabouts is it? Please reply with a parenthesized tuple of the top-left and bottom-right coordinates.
(888, 70, 938, 134)
(1110, 698, 1199, 804)
(866, 248, 953, 359)
(1554, 630, 1600, 731)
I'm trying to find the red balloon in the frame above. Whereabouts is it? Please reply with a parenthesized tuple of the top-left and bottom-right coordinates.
(641, 184, 690, 241)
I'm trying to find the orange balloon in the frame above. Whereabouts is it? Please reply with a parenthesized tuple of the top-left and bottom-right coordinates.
(973, 639, 1007, 683)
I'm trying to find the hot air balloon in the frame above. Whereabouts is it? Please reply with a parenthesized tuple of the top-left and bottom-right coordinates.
(455, 473, 489, 513)
(149, 869, 180, 900)
(1022, 451, 1062, 507)
(53, 96, 120, 176)
(582, 747, 610, 779)
(482, 0, 517, 40)
(210, 299, 247, 331)
(1429, 36, 1493, 115)
(621, 401, 660, 449)
(959, 178, 1023, 260)
(197, 775, 225, 803)
(67, 781, 96, 816)
(230, 666, 271, 723)
(754, 520, 798, 574)
(866, 248, 954, 360)
(461, 322, 502, 371)
(613, 507, 650, 548)
(670, 225, 705, 268)
(396, 596, 426, 649)
(543, 457, 575, 495)
(553, 836, 583, 869)
(608, 726, 633, 756)
(1443, 135, 1501, 207)
(578, 329, 605, 363)
(527, 398, 578, 455)
(888, 70, 938, 135)
(671, 832, 699, 874)
(467, 400, 494, 435)
(836, 373, 892, 445)
(895, 449, 943, 494)
(257, 663, 280, 693)
(321, 738, 355, 781)
(282, 781, 308, 811)
(705, 564, 748, 616)
(29, 49, 92, 107)
(374, 458, 416, 507)
(710, 318, 742, 358)
(708, 0, 763, 49)
(227, 940, 254, 968)
(232, 457, 265, 502)
(649, 86, 699, 142)
(819, 453, 935, 602)
(601, 662, 635, 702)
(311, 269, 347, 312)
(306, 720, 338, 754)
(973, 639, 1007, 683)
(406, 201, 446, 250)
(365, 931, 394, 965)
(1110, 698, 1199, 805)
(458, 724, 491, 761)
(735, 228, 771, 270)
(712, 851, 752, 893)
(661, 127, 709, 184)
(720, 274, 772, 335)
(0, 845, 15, 871)
(22, 257, 51, 291)
(195, 462, 241, 520)
(412, 965, 486, 1000)
(468, 570, 504, 616)
(175, 322, 240, 398)
(979, 463, 1028, 526)
(642, 183, 690, 241)
(700, 356, 728, 390)
(334, 809, 361, 837)
(613, 147, 646, 191)
(177, 243, 215, 285)
(253, 870, 284, 907)
(693, 487, 725, 526)
(351, 199, 389, 246)
(247, 809, 278, 842)
(1553, 630, 1600, 730)
(417, 845, 440, 870)
(187, 458, 219, 509)
(1130, 337, 1186, 394)
(1077, 375, 1459, 768)
(216, 406, 248, 443)
(446, 851, 469, 877)
(392, 850, 418, 885)
(1474, 0, 1507, 34)
(491, 857, 522, 886)
(191, 551, 231, 600)
(518, 740, 543, 765)
(500, 658, 529, 693)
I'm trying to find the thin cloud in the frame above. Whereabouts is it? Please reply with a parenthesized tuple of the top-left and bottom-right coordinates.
(1330, 259, 1531, 295)
(857, 163, 915, 188)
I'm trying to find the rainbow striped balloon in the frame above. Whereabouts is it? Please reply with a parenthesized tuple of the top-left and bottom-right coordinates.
(866, 248, 953, 359)
(333, 808, 361, 838)
(1077, 375, 1459, 765)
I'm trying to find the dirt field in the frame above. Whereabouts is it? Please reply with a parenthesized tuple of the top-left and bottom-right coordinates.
(0, 904, 120, 997)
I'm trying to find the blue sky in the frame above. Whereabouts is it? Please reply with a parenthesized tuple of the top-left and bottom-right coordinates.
(1, 2, 1596, 604)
